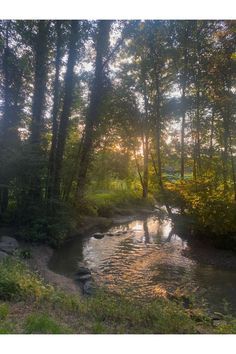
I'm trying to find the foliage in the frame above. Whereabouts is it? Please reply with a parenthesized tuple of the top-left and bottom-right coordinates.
(17, 201, 76, 247)
(163, 179, 236, 248)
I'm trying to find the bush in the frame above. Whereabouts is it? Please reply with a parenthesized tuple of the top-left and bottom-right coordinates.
(163, 179, 236, 248)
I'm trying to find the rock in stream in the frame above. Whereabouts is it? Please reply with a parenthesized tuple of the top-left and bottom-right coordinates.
(0, 236, 19, 254)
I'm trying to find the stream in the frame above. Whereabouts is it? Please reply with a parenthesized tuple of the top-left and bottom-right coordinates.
(49, 213, 236, 314)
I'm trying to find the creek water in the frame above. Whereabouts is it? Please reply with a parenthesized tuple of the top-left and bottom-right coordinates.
(49, 214, 236, 314)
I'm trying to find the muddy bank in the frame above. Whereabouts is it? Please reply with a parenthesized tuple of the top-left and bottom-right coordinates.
(26, 244, 80, 294)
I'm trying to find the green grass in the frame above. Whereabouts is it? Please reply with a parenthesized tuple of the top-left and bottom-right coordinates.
(24, 314, 71, 334)
(0, 257, 53, 301)
(0, 257, 236, 334)
(84, 189, 155, 217)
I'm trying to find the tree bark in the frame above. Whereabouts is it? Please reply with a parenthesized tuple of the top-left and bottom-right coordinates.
(77, 20, 112, 199)
(180, 26, 189, 180)
(31, 21, 49, 145)
(142, 81, 149, 199)
(180, 85, 186, 180)
(29, 21, 49, 203)
(53, 20, 79, 199)
(154, 69, 163, 190)
(47, 21, 63, 203)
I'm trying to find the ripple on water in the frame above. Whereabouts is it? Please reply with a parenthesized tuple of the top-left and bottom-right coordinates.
(49, 215, 236, 314)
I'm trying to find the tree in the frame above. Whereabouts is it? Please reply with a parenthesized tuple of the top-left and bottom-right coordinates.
(77, 20, 112, 199)
(52, 20, 80, 200)
(47, 20, 64, 203)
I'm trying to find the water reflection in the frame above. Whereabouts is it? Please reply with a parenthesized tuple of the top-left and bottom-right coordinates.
(49, 215, 236, 314)
(143, 220, 150, 244)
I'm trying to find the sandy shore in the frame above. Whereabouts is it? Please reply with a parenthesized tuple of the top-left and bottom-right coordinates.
(27, 244, 80, 294)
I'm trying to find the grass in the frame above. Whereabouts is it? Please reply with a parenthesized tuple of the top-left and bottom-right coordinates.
(83, 189, 155, 217)
(24, 314, 71, 334)
(0, 256, 236, 334)
(0, 303, 9, 320)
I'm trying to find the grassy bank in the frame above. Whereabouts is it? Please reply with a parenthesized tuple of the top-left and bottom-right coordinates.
(0, 256, 236, 334)
(80, 190, 155, 217)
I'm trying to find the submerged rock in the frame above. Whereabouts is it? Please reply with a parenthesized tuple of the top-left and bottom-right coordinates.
(0, 236, 19, 254)
(92, 232, 104, 239)
(75, 273, 92, 282)
(83, 280, 96, 295)
(76, 266, 91, 275)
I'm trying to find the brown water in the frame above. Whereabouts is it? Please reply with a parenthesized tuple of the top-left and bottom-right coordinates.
(49, 215, 236, 314)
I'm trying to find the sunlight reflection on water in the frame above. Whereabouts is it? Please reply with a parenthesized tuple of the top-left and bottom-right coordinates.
(49, 215, 236, 313)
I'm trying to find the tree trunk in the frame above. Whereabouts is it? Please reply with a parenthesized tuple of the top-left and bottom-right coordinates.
(134, 150, 144, 192)
(154, 70, 163, 190)
(53, 20, 79, 199)
(195, 84, 201, 176)
(77, 20, 112, 199)
(229, 134, 236, 201)
(222, 108, 229, 193)
(0, 21, 10, 215)
(209, 108, 215, 161)
(180, 86, 186, 180)
(142, 82, 149, 199)
(29, 21, 49, 202)
(47, 21, 63, 203)
(31, 21, 49, 145)
(142, 134, 149, 198)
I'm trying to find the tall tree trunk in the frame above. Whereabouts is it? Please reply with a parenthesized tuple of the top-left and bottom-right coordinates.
(31, 21, 49, 145)
(195, 84, 201, 176)
(142, 82, 149, 199)
(222, 109, 229, 193)
(0, 21, 10, 215)
(134, 150, 144, 192)
(180, 28, 189, 180)
(142, 134, 149, 198)
(29, 21, 49, 202)
(153, 64, 173, 217)
(209, 108, 215, 161)
(180, 85, 186, 179)
(229, 134, 236, 201)
(154, 70, 163, 190)
(77, 20, 112, 199)
(47, 21, 63, 203)
(53, 20, 79, 199)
